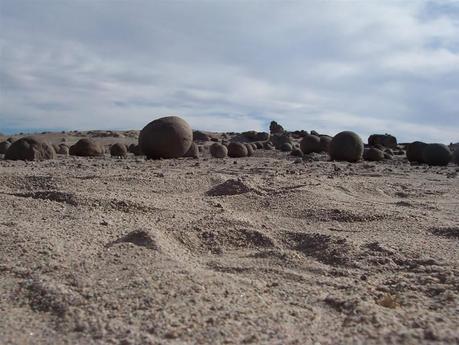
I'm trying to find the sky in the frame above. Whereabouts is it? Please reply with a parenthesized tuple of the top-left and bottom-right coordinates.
(0, 0, 458, 143)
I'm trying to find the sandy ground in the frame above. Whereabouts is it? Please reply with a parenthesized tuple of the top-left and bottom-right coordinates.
(0, 136, 458, 345)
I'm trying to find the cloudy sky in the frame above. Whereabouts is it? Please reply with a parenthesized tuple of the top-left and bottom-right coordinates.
(1, 0, 458, 142)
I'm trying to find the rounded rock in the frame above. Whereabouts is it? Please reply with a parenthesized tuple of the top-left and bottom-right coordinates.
(290, 149, 304, 157)
(184, 142, 199, 158)
(280, 142, 293, 152)
(0, 141, 11, 154)
(363, 148, 384, 161)
(139, 116, 192, 159)
(228, 142, 248, 158)
(319, 136, 332, 153)
(69, 138, 104, 157)
(5, 137, 56, 161)
(406, 141, 428, 163)
(244, 143, 254, 156)
(329, 131, 364, 163)
(422, 143, 452, 166)
(300, 135, 321, 154)
(57, 144, 69, 155)
(110, 143, 128, 157)
(210, 143, 228, 158)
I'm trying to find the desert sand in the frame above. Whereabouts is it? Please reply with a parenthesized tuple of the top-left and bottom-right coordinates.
(0, 131, 458, 345)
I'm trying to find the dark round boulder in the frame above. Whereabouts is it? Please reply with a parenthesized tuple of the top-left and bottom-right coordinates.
(263, 141, 274, 150)
(422, 143, 452, 166)
(270, 133, 293, 149)
(110, 143, 128, 157)
(0, 141, 11, 154)
(184, 142, 199, 158)
(228, 142, 248, 158)
(69, 138, 104, 157)
(280, 142, 293, 152)
(4, 137, 56, 161)
(128, 143, 143, 156)
(251, 143, 257, 150)
(300, 135, 321, 154)
(406, 141, 428, 163)
(139, 116, 192, 159)
(290, 149, 304, 157)
(329, 131, 364, 162)
(210, 143, 228, 158)
(363, 148, 384, 161)
(255, 142, 263, 149)
(244, 143, 254, 157)
(319, 136, 332, 152)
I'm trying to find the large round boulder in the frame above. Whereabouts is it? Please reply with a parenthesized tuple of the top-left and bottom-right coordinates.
(139, 116, 192, 159)
(422, 143, 452, 166)
(0, 141, 11, 154)
(110, 143, 128, 157)
(406, 141, 428, 163)
(228, 142, 248, 158)
(363, 148, 384, 161)
(4, 137, 56, 161)
(300, 135, 321, 154)
(210, 143, 228, 158)
(69, 138, 104, 157)
(329, 131, 364, 162)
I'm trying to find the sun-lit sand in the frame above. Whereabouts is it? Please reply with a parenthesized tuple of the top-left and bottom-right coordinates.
(0, 130, 457, 344)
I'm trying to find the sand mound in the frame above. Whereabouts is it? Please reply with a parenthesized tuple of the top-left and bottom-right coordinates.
(206, 178, 257, 196)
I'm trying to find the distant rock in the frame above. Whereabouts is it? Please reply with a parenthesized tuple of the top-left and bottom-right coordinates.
(5, 137, 56, 161)
(269, 132, 292, 150)
(228, 142, 248, 158)
(244, 143, 254, 156)
(193, 130, 211, 142)
(269, 121, 284, 135)
(368, 134, 397, 149)
(363, 148, 384, 161)
(280, 142, 293, 152)
(110, 143, 128, 157)
(422, 143, 452, 166)
(300, 134, 321, 154)
(319, 135, 332, 153)
(210, 143, 228, 158)
(406, 141, 427, 163)
(69, 138, 104, 157)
